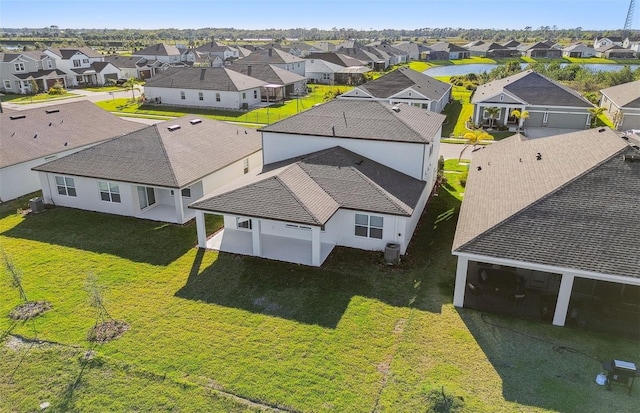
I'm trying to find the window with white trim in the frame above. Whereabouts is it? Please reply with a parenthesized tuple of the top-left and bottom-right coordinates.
(198, 92, 203, 101)
(355, 213, 383, 239)
(181, 187, 191, 198)
(137, 186, 156, 209)
(82, 58, 89, 64)
(14, 62, 25, 72)
(46, 60, 53, 69)
(242, 92, 246, 100)
(98, 181, 121, 203)
(243, 158, 249, 174)
(4, 80, 11, 89)
(55, 176, 76, 197)
(215, 93, 220, 102)
(180, 91, 186, 100)
(236, 217, 252, 230)
(253, 90, 257, 99)
(73, 59, 81, 67)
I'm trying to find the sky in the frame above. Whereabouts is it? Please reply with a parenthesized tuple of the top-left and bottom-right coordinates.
(0, 0, 638, 31)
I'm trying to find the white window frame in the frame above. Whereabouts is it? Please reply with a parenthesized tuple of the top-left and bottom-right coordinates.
(98, 181, 121, 203)
(14, 62, 25, 72)
(4, 80, 11, 89)
(242, 92, 246, 100)
(137, 186, 156, 210)
(46, 60, 53, 69)
(198, 92, 203, 101)
(181, 187, 191, 198)
(354, 213, 383, 239)
(285, 224, 312, 230)
(215, 93, 220, 102)
(180, 91, 186, 100)
(73, 59, 81, 68)
(55, 176, 76, 197)
(243, 158, 249, 174)
(253, 90, 257, 99)
(82, 58, 89, 64)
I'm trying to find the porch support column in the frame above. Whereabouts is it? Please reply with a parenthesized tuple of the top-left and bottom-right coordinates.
(195, 210, 207, 249)
(251, 219, 262, 257)
(474, 104, 481, 126)
(453, 256, 469, 307)
(503, 106, 509, 124)
(552, 273, 575, 327)
(311, 226, 321, 267)
(174, 189, 185, 224)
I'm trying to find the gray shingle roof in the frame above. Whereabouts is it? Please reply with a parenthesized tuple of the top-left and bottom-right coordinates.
(104, 55, 146, 69)
(47, 47, 102, 59)
(453, 128, 640, 278)
(14, 69, 66, 80)
(236, 48, 305, 65)
(227, 63, 305, 86)
(601, 80, 640, 109)
(357, 67, 451, 101)
(306, 52, 365, 67)
(135, 43, 181, 57)
(1, 101, 143, 168)
(189, 146, 426, 225)
(32, 116, 262, 188)
(472, 70, 593, 107)
(260, 100, 445, 144)
(144, 67, 266, 91)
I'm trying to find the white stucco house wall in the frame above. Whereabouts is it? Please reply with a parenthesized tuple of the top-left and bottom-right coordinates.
(44, 47, 106, 87)
(452, 129, 640, 334)
(143, 67, 266, 110)
(339, 67, 451, 113)
(33, 116, 263, 224)
(189, 100, 445, 266)
(0, 101, 143, 202)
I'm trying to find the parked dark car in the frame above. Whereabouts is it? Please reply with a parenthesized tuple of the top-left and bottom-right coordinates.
(467, 267, 525, 299)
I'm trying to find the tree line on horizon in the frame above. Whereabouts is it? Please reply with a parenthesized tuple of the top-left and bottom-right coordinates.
(1, 26, 639, 50)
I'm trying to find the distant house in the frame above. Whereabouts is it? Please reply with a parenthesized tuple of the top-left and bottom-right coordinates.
(235, 48, 306, 77)
(33, 116, 262, 224)
(471, 70, 594, 131)
(143, 67, 266, 109)
(133, 43, 182, 64)
(465, 42, 518, 58)
(502, 40, 521, 50)
(600, 80, 640, 130)
(0, 51, 67, 94)
(313, 41, 337, 52)
(518, 41, 563, 58)
(392, 41, 427, 61)
(0, 101, 143, 202)
(43, 47, 111, 87)
(595, 45, 636, 59)
(195, 41, 240, 63)
(561, 43, 597, 58)
(426, 42, 470, 60)
(304, 53, 370, 85)
(189, 100, 446, 267)
(366, 42, 410, 64)
(593, 36, 624, 49)
(623, 37, 640, 52)
(339, 67, 451, 113)
(452, 128, 640, 334)
(103, 55, 167, 79)
(339, 48, 388, 70)
(228, 63, 307, 102)
(279, 42, 322, 57)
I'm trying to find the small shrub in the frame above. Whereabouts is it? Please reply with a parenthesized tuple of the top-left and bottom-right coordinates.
(48, 81, 66, 95)
(459, 170, 468, 187)
(9, 301, 52, 320)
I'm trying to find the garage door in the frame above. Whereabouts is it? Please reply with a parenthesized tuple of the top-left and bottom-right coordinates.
(104, 73, 118, 81)
(526, 112, 544, 127)
(546, 113, 588, 129)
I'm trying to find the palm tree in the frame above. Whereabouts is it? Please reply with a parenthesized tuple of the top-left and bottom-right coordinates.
(485, 107, 501, 129)
(123, 77, 140, 101)
(588, 107, 605, 128)
(459, 129, 491, 162)
(510, 109, 530, 131)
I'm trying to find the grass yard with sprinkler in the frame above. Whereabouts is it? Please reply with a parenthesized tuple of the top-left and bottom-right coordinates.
(1, 182, 638, 412)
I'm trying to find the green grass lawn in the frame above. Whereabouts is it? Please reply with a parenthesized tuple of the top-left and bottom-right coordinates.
(1, 189, 638, 412)
(1, 92, 79, 103)
(95, 85, 351, 125)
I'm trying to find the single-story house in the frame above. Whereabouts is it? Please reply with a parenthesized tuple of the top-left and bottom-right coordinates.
(561, 43, 597, 58)
(466, 42, 518, 58)
(471, 70, 594, 131)
(593, 36, 624, 49)
(133, 43, 182, 64)
(426, 42, 470, 60)
(0, 101, 143, 202)
(227, 63, 307, 102)
(189, 100, 446, 266)
(338, 66, 451, 113)
(452, 128, 640, 336)
(304, 57, 347, 84)
(103, 55, 167, 79)
(600, 79, 640, 130)
(518, 41, 563, 58)
(595, 45, 637, 59)
(143, 67, 266, 109)
(33, 116, 262, 224)
(235, 48, 306, 77)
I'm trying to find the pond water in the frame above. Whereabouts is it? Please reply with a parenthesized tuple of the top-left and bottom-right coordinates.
(423, 63, 640, 77)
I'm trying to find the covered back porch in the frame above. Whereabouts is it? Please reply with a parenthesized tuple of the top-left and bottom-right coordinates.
(194, 212, 335, 267)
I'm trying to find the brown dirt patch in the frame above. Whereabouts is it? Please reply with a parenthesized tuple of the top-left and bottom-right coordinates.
(87, 320, 129, 343)
(9, 301, 52, 320)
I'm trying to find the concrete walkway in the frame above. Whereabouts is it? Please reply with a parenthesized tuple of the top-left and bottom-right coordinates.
(1, 87, 144, 111)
